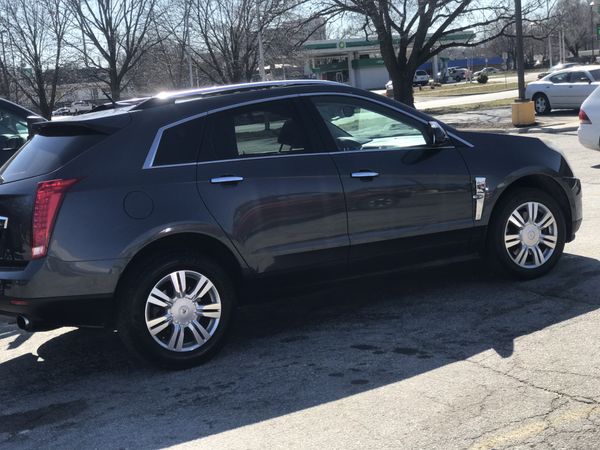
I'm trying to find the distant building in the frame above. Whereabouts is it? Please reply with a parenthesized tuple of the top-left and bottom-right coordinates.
(301, 32, 478, 89)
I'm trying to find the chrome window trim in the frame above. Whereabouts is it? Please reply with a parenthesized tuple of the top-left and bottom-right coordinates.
(143, 91, 475, 169)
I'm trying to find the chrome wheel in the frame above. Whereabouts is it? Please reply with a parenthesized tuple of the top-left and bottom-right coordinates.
(144, 270, 221, 352)
(504, 201, 558, 269)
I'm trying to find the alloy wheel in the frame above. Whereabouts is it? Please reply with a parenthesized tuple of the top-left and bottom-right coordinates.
(534, 96, 547, 113)
(144, 270, 222, 352)
(504, 201, 558, 269)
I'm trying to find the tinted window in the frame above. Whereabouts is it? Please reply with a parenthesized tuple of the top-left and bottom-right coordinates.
(0, 134, 104, 183)
(210, 101, 311, 159)
(549, 73, 569, 83)
(570, 72, 591, 83)
(312, 96, 427, 151)
(0, 107, 28, 148)
(590, 69, 600, 81)
(154, 117, 204, 166)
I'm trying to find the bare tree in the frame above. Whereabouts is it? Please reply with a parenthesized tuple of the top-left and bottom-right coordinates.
(0, 0, 70, 117)
(324, 0, 544, 106)
(146, 0, 194, 89)
(185, 0, 309, 84)
(556, 0, 596, 58)
(68, 0, 162, 100)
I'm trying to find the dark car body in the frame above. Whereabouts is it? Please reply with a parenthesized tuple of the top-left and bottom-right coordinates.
(0, 81, 582, 330)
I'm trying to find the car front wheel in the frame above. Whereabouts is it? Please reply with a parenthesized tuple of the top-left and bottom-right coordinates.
(533, 93, 551, 114)
(487, 188, 566, 279)
(117, 252, 235, 369)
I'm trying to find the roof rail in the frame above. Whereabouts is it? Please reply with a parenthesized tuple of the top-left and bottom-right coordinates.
(133, 80, 345, 110)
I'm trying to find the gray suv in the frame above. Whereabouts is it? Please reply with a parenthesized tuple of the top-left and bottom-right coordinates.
(0, 81, 582, 368)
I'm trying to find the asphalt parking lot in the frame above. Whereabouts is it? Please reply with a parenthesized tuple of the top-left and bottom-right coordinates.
(1, 130, 600, 449)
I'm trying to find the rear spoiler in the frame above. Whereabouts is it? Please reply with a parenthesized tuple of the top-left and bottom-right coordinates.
(26, 115, 46, 139)
(29, 113, 131, 137)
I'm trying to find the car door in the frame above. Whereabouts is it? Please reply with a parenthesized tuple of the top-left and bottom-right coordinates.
(568, 71, 597, 106)
(195, 98, 348, 274)
(304, 94, 473, 264)
(545, 72, 571, 107)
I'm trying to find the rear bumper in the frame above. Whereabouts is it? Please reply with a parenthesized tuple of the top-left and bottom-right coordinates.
(0, 256, 124, 327)
(0, 295, 113, 328)
(578, 124, 600, 151)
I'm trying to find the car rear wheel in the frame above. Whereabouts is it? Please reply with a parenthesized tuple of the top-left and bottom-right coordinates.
(533, 93, 551, 115)
(117, 251, 235, 369)
(487, 188, 566, 279)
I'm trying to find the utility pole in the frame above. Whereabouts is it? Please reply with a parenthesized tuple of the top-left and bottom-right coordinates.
(515, 0, 526, 100)
(256, 2, 266, 81)
(185, 11, 193, 87)
(592, 2, 596, 62)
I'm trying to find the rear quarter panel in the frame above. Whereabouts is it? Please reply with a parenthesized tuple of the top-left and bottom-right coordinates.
(47, 113, 246, 271)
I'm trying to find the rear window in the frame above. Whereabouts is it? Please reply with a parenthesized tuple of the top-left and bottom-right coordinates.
(0, 134, 104, 183)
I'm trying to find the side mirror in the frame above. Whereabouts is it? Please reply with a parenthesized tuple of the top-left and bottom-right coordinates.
(428, 121, 450, 146)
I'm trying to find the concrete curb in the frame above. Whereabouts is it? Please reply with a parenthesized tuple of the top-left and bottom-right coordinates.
(453, 123, 579, 135)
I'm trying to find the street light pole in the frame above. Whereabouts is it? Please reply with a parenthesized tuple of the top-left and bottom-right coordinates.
(591, 2, 596, 62)
(515, 0, 526, 100)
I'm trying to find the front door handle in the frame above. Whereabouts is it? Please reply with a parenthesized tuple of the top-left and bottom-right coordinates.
(210, 176, 244, 184)
(351, 171, 379, 179)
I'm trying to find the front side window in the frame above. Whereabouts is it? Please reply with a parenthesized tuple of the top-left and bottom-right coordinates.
(210, 100, 311, 159)
(549, 73, 570, 83)
(311, 96, 427, 151)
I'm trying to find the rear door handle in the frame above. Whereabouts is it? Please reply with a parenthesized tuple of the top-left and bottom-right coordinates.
(351, 171, 379, 179)
(210, 176, 244, 184)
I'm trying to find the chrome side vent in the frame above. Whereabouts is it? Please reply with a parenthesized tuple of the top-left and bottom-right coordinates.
(473, 177, 488, 221)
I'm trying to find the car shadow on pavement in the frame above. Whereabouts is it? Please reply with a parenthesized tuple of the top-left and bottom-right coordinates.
(0, 252, 599, 447)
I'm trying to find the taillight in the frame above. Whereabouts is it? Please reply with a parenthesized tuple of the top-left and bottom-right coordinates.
(31, 178, 79, 259)
(579, 109, 592, 124)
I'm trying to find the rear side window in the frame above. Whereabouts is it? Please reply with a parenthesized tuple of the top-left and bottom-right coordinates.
(590, 69, 600, 81)
(209, 100, 312, 160)
(0, 134, 104, 183)
(570, 72, 591, 83)
(153, 117, 204, 166)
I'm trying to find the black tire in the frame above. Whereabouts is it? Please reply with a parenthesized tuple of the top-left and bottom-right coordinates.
(455, 76, 461, 82)
(533, 93, 551, 115)
(116, 251, 235, 369)
(486, 188, 566, 280)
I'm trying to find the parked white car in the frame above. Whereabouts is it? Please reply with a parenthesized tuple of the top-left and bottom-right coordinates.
(473, 67, 501, 77)
(71, 101, 93, 113)
(525, 66, 600, 114)
(385, 70, 431, 95)
(578, 85, 600, 150)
